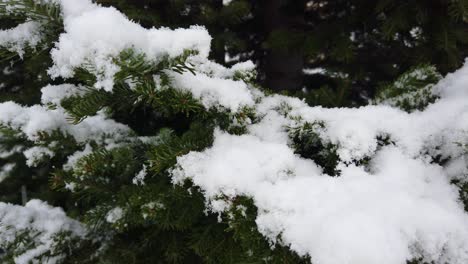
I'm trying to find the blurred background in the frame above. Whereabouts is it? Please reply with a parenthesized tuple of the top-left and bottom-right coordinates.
(94, 0, 468, 107)
(2, 0, 468, 108)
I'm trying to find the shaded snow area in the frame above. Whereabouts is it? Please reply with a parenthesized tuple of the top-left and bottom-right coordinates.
(0, 0, 467, 263)
(0, 200, 87, 264)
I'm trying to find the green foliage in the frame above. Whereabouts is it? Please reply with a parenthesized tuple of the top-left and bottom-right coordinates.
(45, 119, 312, 263)
(0, 2, 59, 205)
(265, 29, 305, 53)
(453, 179, 468, 212)
(295, 80, 353, 108)
(148, 124, 214, 175)
(85, 0, 468, 105)
(37, 51, 313, 261)
(223, 196, 311, 264)
(0, 229, 42, 263)
(114, 49, 197, 82)
(0, 0, 63, 59)
(288, 121, 341, 176)
(0, 228, 99, 264)
(373, 64, 442, 112)
(287, 120, 396, 177)
(0, 0, 62, 23)
(1, 1, 468, 263)
(61, 49, 204, 124)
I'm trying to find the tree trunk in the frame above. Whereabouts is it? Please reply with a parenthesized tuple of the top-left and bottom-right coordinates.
(210, 0, 226, 65)
(262, 0, 305, 92)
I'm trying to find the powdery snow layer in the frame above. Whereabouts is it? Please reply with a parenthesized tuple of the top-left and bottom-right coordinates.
(1, 0, 468, 263)
(173, 61, 468, 264)
(0, 101, 131, 143)
(48, 0, 211, 91)
(0, 21, 42, 57)
(41, 84, 85, 105)
(168, 71, 255, 111)
(0, 0, 255, 112)
(0, 200, 87, 264)
(105, 207, 124, 224)
(23, 146, 54, 167)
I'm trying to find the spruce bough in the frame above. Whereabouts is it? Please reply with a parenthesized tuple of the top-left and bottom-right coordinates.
(0, 1, 468, 264)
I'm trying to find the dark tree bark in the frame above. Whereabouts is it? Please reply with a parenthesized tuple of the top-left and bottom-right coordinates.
(261, 0, 306, 92)
(209, 0, 226, 65)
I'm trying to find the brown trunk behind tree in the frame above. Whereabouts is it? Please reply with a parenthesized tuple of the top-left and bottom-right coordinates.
(262, 0, 305, 92)
(210, 0, 226, 65)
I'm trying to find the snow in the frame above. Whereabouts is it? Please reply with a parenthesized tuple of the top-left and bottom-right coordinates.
(49, 0, 254, 112)
(0, 21, 42, 57)
(173, 130, 322, 199)
(445, 156, 468, 181)
(230, 60, 256, 73)
(0, 102, 131, 143)
(1, 0, 254, 112)
(132, 165, 147, 185)
(247, 88, 468, 163)
(48, 3, 211, 91)
(188, 56, 256, 80)
(41, 84, 85, 105)
(303, 68, 326, 75)
(410, 27, 422, 39)
(0, 163, 14, 182)
(168, 71, 255, 111)
(0, 0, 468, 263)
(174, 136, 468, 264)
(106, 207, 124, 224)
(0, 200, 87, 264)
(0, 145, 23, 159)
(23, 146, 54, 167)
(63, 143, 93, 170)
(172, 60, 468, 264)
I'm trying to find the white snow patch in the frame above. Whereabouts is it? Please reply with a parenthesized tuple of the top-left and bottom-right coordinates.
(0, 199, 87, 264)
(63, 144, 93, 170)
(106, 207, 124, 224)
(172, 61, 468, 264)
(0, 21, 42, 57)
(23, 146, 54, 167)
(48, 4, 211, 91)
(132, 165, 147, 185)
(41, 84, 85, 105)
(0, 163, 15, 182)
(0, 102, 131, 143)
(168, 71, 255, 111)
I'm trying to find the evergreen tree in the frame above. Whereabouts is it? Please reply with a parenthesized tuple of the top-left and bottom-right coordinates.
(0, 1, 306, 262)
(0, 0, 63, 205)
(0, 1, 468, 264)
(95, 0, 468, 105)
